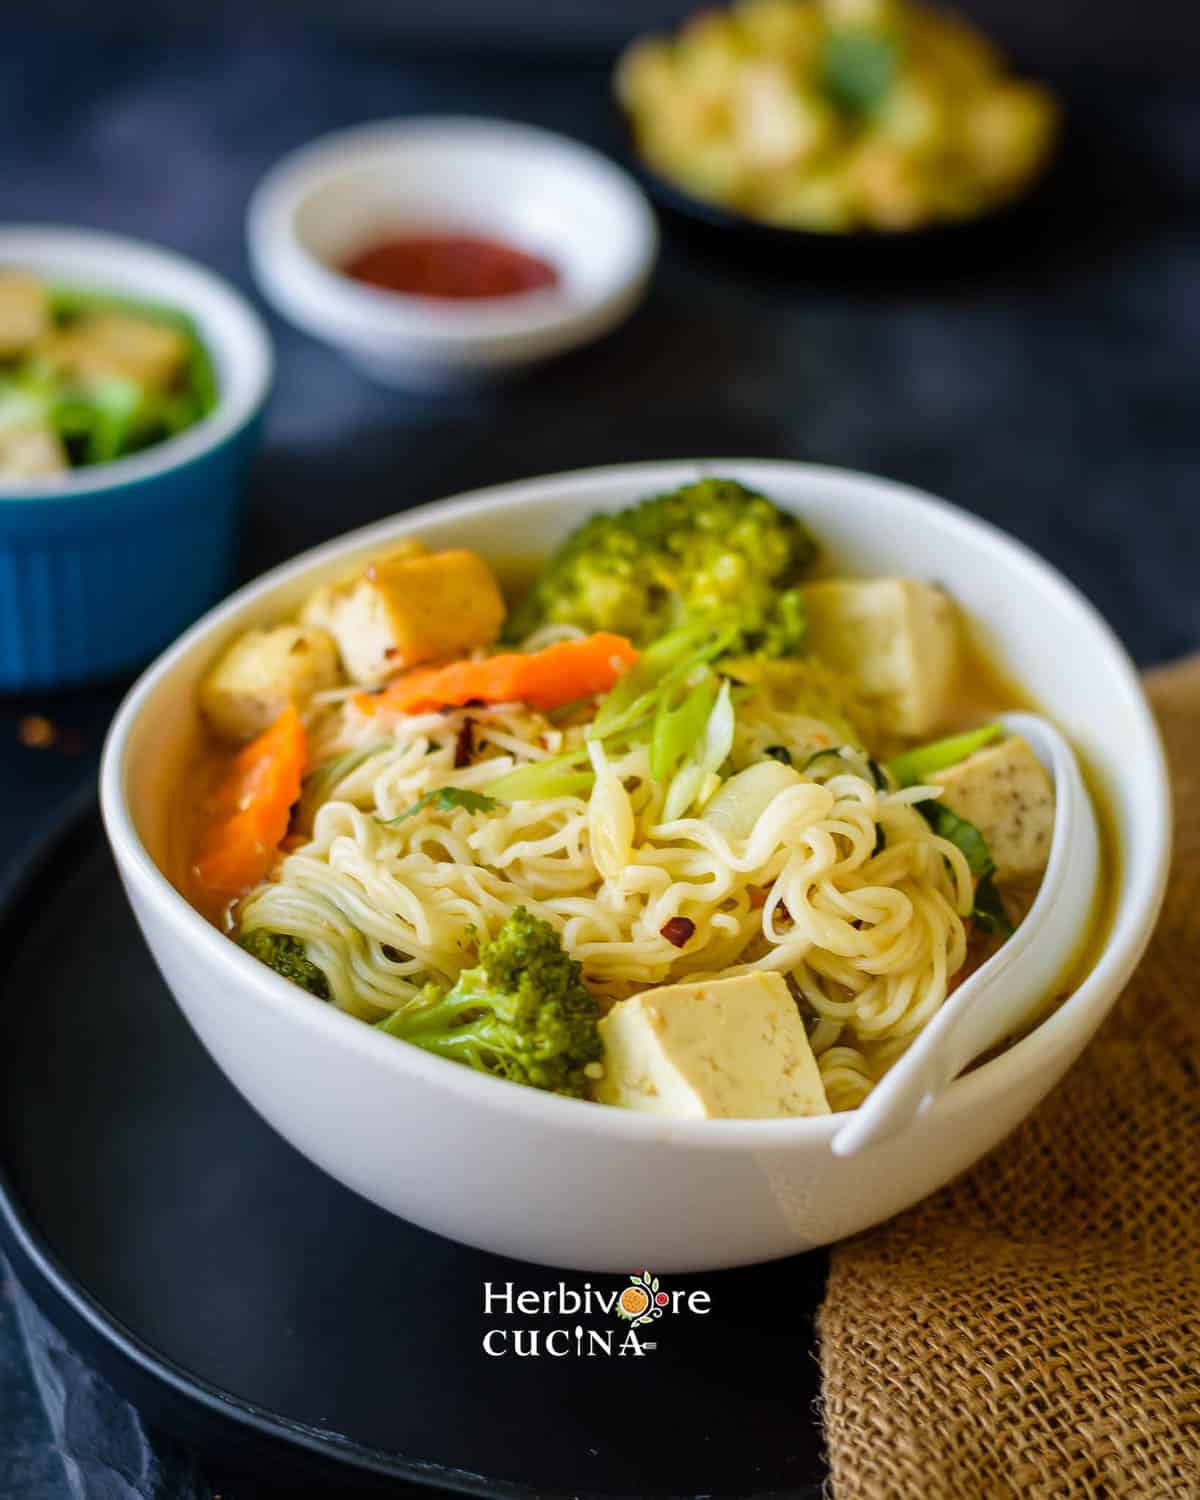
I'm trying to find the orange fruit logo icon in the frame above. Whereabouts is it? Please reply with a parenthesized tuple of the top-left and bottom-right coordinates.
(619, 1285, 650, 1318)
(616, 1270, 665, 1327)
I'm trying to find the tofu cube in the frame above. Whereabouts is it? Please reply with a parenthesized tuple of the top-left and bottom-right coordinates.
(0, 424, 68, 479)
(803, 578, 961, 737)
(930, 734, 1055, 883)
(48, 312, 190, 391)
(301, 547, 506, 686)
(0, 273, 50, 357)
(200, 623, 341, 743)
(594, 972, 830, 1119)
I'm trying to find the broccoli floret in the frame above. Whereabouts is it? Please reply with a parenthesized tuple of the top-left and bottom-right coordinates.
(376, 907, 602, 1098)
(504, 477, 816, 656)
(239, 929, 330, 1000)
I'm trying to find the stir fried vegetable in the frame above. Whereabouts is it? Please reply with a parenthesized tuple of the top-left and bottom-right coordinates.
(375, 907, 602, 1098)
(505, 477, 816, 655)
(192, 706, 307, 898)
(355, 632, 638, 717)
(0, 274, 217, 478)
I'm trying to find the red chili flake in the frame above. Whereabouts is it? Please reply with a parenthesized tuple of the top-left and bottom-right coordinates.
(661, 917, 695, 948)
(454, 717, 475, 768)
(749, 886, 767, 909)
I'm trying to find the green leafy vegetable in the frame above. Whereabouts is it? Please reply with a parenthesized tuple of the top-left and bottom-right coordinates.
(73, 377, 138, 464)
(0, 283, 218, 476)
(382, 787, 500, 825)
(821, 29, 900, 115)
(239, 929, 330, 999)
(973, 875, 1015, 938)
(918, 800, 1015, 938)
(764, 745, 793, 765)
(887, 725, 1002, 787)
(375, 907, 602, 1098)
(919, 801, 993, 877)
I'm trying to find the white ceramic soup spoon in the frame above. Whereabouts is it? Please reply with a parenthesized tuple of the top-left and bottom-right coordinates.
(831, 711, 1101, 1158)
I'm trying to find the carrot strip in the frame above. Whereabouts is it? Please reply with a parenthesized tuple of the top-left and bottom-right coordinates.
(193, 705, 307, 897)
(354, 632, 638, 716)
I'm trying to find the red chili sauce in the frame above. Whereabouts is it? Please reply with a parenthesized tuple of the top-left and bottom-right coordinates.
(341, 233, 559, 301)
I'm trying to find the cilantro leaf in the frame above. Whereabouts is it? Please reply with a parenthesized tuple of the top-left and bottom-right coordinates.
(383, 787, 499, 825)
(919, 801, 994, 879)
(822, 30, 899, 115)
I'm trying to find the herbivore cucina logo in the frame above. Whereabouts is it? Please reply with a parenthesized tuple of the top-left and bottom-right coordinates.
(482, 1271, 711, 1357)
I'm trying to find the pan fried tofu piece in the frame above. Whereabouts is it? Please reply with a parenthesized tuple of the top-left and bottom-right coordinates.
(594, 973, 830, 1119)
(803, 578, 961, 737)
(931, 734, 1055, 883)
(47, 312, 190, 392)
(0, 424, 68, 479)
(0, 273, 50, 357)
(301, 547, 506, 687)
(200, 623, 341, 743)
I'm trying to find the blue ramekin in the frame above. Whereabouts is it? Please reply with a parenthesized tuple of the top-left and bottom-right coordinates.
(0, 227, 274, 691)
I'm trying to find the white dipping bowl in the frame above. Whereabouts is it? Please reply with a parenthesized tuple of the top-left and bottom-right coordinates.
(247, 118, 658, 389)
(100, 461, 1170, 1272)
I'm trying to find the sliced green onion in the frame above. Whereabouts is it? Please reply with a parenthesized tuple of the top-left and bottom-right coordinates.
(663, 679, 735, 821)
(588, 618, 738, 744)
(486, 750, 595, 802)
(887, 725, 1002, 787)
(650, 672, 719, 781)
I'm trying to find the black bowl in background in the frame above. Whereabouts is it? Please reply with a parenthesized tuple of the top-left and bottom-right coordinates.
(612, 105, 1069, 286)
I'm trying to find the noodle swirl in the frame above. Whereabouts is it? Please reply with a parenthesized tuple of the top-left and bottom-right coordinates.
(240, 694, 973, 1104)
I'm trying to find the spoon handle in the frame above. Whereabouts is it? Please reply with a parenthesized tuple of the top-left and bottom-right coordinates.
(831, 713, 1099, 1158)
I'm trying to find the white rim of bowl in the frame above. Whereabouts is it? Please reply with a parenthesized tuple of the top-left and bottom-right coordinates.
(0, 225, 274, 501)
(246, 116, 659, 344)
(100, 459, 1172, 1148)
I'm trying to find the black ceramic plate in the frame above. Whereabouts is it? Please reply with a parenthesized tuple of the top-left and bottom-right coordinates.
(0, 800, 828, 1498)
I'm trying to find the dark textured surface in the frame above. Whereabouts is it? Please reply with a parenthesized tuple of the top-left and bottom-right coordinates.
(0, 19, 1197, 1500)
(12, 1, 1200, 71)
(2, 34, 1198, 670)
(0, 813, 829, 1499)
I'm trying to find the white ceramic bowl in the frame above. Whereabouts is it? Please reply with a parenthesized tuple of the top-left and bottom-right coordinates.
(247, 118, 658, 390)
(100, 461, 1170, 1272)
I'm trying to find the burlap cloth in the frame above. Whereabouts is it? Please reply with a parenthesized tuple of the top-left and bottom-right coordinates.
(818, 657, 1200, 1499)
